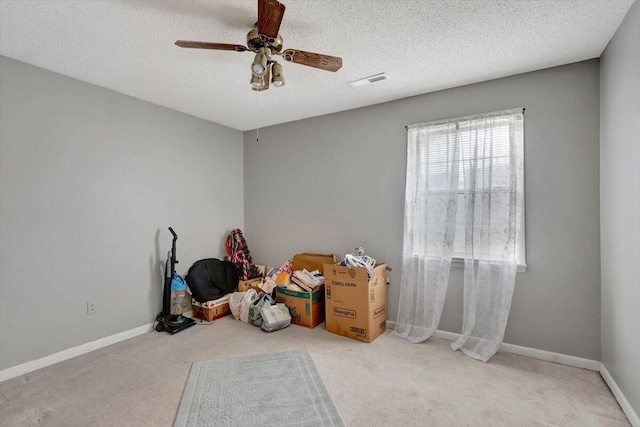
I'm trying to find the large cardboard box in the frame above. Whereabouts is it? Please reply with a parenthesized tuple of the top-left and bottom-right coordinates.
(323, 263, 389, 343)
(276, 287, 324, 328)
(191, 295, 231, 322)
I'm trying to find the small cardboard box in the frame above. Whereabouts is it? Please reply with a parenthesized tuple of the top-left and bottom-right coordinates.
(237, 277, 264, 293)
(276, 287, 325, 328)
(237, 265, 268, 293)
(191, 295, 231, 322)
(323, 263, 389, 343)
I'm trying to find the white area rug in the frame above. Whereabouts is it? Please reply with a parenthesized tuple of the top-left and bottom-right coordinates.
(174, 349, 345, 427)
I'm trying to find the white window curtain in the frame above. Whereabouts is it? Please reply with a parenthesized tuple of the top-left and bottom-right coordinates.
(394, 109, 524, 362)
(393, 122, 460, 342)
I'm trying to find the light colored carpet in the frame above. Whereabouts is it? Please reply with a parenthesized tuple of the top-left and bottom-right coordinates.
(0, 317, 630, 427)
(174, 350, 344, 427)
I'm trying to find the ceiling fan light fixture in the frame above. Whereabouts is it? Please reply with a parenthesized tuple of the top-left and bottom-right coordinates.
(271, 62, 285, 87)
(251, 52, 268, 76)
(250, 74, 264, 89)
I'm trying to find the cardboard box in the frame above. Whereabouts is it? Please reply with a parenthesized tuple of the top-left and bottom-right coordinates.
(276, 287, 324, 328)
(237, 265, 268, 292)
(323, 263, 389, 343)
(191, 295, 231, 322)
(292, 254, 338, 275)
(237, 277, 264, 293)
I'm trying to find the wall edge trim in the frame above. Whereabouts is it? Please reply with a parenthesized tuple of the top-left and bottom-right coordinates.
(0, 322, 154, 382)
(386, 320, 601, 371)
(600, 363, 640, 427)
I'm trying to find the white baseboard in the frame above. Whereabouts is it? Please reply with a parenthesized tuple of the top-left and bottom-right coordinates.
(600, 364, 640, 427)
(0, 323, 154, 382)
(386, 321, 601, 371)
(388, 321, 638, 425)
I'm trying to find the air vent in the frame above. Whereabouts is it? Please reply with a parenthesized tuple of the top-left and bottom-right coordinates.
(348, 73, 388, 87)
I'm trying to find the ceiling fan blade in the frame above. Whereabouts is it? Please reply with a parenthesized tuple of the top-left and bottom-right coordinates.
(258, 0, 285, 39)
(175, 41, 247, 52)
(282, 49, 342, 72)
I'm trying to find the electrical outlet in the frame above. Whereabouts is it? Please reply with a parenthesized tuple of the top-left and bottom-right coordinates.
(87, 301, 97, 315)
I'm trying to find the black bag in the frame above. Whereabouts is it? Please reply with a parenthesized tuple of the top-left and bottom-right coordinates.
(186, 259, 239, 303)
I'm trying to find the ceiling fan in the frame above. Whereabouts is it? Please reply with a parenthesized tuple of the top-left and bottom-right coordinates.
(175, 0, 343, 91)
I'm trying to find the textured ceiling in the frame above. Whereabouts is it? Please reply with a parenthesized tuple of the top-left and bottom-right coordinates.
(0, 0, 634, 131)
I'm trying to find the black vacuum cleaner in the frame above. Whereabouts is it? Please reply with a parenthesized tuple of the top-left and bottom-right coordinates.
(154, 227, 196, 334)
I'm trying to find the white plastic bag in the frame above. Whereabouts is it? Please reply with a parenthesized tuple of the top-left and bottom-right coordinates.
(232, 289, 258, 323)
(260, 303, 291, 332)
(229, 291, 246, 320)
(249, 293, 274, 327)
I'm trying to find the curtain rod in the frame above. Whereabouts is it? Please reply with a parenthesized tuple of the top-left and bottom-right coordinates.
(404, 107, 525, 130)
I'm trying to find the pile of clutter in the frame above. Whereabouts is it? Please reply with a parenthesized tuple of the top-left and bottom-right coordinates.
(225, 257, 330, 332)
(186, 229, 286, 328)
(184, 229, 391, 343)
(261, 261, 326, 293)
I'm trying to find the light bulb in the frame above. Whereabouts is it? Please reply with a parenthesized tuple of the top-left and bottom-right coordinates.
(271, 62, 285, 87)
(250, 74, 264, 89)
(251, 52, 267, 76)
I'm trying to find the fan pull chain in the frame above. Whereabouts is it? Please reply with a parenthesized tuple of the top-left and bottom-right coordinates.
(255, 92, 260, 142)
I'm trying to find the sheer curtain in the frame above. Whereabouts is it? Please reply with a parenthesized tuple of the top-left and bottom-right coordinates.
(395, 109, 524, 361)
(393, 123, 460, 343)
(450, 112, 524, 361)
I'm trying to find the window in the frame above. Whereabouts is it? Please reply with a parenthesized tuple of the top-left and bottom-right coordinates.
(408, 109, 526, 270)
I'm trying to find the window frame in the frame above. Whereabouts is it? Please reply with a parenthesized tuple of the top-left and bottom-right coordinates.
(409, 108, 527, 273)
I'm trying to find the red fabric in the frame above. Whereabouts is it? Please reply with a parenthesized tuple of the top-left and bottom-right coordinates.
(225, 229, 262, 281)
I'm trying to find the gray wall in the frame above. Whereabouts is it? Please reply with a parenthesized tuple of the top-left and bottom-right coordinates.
(0, 57, 244, 370)
(600, 0, 640, 417)
(245, 60, 601, 360)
